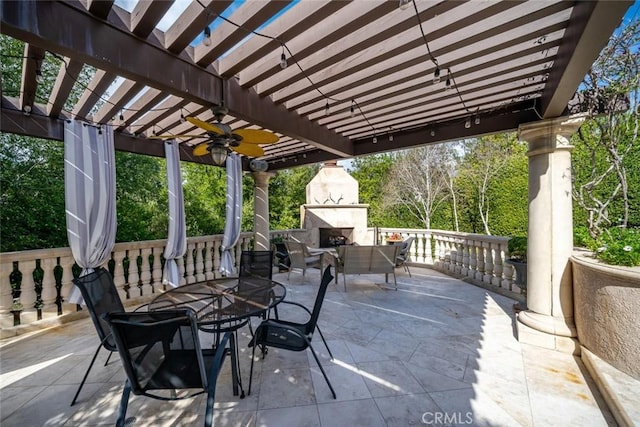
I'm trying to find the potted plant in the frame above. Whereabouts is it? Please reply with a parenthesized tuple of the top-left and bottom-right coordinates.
(386, 232, 403, 244)
(506, 236, 527, 310)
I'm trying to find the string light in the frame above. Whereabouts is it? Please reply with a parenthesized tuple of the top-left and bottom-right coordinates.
(203, 25, 212, 47)
(433, 67, 441, 84)
(399, 0, 412, 10)
(445, 69, 452, 90)
(464, 117, 471, 129)
(180, 109, 186, 123)
(474, 115, 480, 125)
(35, 68, 44, 84)
(373, 134, 378, 144)
(350, 100, 355, 117)
(23, 105, 31, 116)
(430, 129, 435, 137)
(119, 110, 124, 122)
(279, 46, 287, 69)
(324, 101, 330, 116)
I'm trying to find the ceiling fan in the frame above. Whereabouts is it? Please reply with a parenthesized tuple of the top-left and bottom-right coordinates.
(150, 105, 279, 165)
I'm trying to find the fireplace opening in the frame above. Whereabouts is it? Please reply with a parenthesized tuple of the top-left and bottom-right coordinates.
(319, 228, 353, 248)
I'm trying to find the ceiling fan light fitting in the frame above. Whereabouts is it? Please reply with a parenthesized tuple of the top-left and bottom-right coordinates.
(210, 145, 228, 166)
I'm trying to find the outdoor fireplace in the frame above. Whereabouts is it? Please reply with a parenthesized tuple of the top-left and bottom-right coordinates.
(319, 227, 353, 248)
(300, 162, 370, 247)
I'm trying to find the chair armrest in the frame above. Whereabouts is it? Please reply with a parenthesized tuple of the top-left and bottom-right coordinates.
(279, 300, 312, 316)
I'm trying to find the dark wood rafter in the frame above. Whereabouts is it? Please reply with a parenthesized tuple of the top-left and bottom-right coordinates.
(0, 0, 633, 172)
(540, 1, 633, 118)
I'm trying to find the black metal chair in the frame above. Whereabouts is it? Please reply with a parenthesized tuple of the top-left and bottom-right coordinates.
(248, 266, 336, 399)
(396, 236, 415, 277)
(105, 309, 230, 427)
(70, 267, 126, 406)
(239, 250, 274, 280)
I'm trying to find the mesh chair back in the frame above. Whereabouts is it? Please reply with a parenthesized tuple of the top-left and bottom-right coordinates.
(239, 251, 273, 280)
(73, 268, 125, 351)
(397, 237, 415, 264)
(106, 310, 207, 395)
(305, 266, 334, 334)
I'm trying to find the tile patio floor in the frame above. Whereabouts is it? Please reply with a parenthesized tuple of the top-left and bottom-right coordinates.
(0, 267, 616, 426)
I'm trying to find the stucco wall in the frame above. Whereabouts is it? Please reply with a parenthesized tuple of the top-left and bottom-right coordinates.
(572, 254, 640, 380)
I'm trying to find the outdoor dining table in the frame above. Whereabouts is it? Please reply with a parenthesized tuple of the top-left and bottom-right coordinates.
(148, 276, 287, 398)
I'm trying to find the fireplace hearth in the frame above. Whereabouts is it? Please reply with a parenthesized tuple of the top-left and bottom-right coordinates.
(320, 228, 353, 248)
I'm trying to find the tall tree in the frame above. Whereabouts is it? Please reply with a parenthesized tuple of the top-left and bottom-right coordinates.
(571, 20, 640, 237)
(382, 144, 455, 229)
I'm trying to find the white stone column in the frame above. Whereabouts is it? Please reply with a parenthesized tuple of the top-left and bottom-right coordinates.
(252, 171, 275, 251)
(516, 114, 586, 353)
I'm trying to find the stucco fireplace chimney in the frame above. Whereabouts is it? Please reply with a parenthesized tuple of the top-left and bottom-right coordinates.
(300, 161, 370, 247)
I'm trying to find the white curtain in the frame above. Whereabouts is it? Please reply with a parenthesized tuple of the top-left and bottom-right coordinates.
(162, 141, 187, 287)
(219, 153, 242, 276)
(64, 121, 116, 304)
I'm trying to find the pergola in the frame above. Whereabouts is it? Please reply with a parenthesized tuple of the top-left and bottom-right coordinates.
(0, 0, 631, 170)
(0, 0, 634, 362)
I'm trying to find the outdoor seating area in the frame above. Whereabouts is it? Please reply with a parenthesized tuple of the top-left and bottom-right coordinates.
(0, 266, 614, 426)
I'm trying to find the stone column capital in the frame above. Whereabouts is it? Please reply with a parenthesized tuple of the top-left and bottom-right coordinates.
(519, 113, 588, 157)
(251, 171, 276, 187)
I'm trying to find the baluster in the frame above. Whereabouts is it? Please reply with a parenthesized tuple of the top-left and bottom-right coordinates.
(151, 246, 163, 292)
(185, 244, 196, 284)
(483, 242, 494, 284)
(455, 240, 463, 274)
(466, 240, 478, 277)
(195, 242, 205, 282)
(9, 261, 23, 326)
(131, 250, 142, 296)
(204, 241, 214, 280)
(461, 239, 471, 276)
(59, 255, 76, 312)
(111, 249, 128, 300)
(122, 251, 132, 300)
(21, 260, 36, 321)
(493, 243, 505, 287)
(213, 240, 222, 278)
(53, 259, 64, 315)
(474, 241, 485, 281)
(423, 231, 433, 265)
(32, 259, 45, 320)
(176, 254, 186, 286)
(139, 247, 152, 294)
(40, 257, 56, 319)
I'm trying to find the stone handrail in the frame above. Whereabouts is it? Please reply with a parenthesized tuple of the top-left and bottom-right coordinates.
(1, 228, 513, 333)
(376, 228, 516, 293)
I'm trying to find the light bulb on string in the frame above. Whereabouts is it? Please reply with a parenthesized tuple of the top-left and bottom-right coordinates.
(203, 25, 212, 47)
(433, 67, 441, 84)
(464, 117, 471, 129)
(325, 101, 330, 116)
(373, 134, 378, 144)
(399, 0, 412, 10)
(180, 109, 186, 123)
(474, 115, 480, 125)
(350, 100, 355, 117)
(35, 69, 44, 84)
(445, 70, 452, 91)
(280, 46, 287, 69)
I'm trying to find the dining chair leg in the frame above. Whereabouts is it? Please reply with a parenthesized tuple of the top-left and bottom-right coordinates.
(248, 340, 258, 396)
(104, 351, 113, 367)
(228, 331, 245, 398)
(71, 343, 102, 406)
(315, 325, 334, 360)
(115, 379, 132, 427)
(308, 342, 336, 399)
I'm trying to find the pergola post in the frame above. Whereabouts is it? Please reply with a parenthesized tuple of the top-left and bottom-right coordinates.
(252, 171, 275, 251)
(516, 114, 587, 354)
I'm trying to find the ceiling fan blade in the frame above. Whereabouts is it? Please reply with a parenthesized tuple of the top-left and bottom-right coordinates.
(148, 134, 207, 140)
(193, 143, 210, 156)
(233, 129, 279, 144)
(186, 117, 224, 135)
(232, 143, 264, 157)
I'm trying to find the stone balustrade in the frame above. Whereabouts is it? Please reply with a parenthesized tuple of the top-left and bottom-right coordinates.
(377, 228, 515, 292)
(1, 228, 514, 332)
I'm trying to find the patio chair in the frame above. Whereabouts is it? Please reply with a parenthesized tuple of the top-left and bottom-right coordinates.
(239, 250, 274, 280)
(396, 236, 415, 277)
(247, 266, 336, 399)
(70, 267, 127, 406)
(105, 309, 230, 427)
(284, 240, 322, 282)
(272, 241, 291, 272)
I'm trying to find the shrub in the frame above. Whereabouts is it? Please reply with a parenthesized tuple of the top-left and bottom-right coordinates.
(589, 227, 640, 267)
(508, 236, 527, 261)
